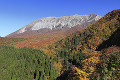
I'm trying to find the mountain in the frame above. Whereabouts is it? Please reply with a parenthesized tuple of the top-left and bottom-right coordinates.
(6, 14, 102, 37)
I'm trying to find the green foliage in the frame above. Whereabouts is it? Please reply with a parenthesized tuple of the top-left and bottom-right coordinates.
(0, 37, 26, 46)
(0, 45, 58, 80)
(93, 52, 120, 80)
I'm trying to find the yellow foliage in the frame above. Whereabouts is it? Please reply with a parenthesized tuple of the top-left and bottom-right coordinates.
(74, 67, 89, 80)
(73, 55, 100, 80)
(82, 56, 99, 66)
(54, 62, 63, 76)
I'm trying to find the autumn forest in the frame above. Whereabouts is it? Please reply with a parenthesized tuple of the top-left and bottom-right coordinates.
(0, 9, 120, 80)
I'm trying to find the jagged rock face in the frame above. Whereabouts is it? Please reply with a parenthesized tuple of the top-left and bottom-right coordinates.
(7, 14, 102, 37)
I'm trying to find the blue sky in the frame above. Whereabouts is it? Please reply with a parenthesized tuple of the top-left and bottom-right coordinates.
(0, 0, 120, 37)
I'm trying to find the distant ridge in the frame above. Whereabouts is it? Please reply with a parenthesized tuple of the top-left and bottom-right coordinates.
(6, 14, 102, 37)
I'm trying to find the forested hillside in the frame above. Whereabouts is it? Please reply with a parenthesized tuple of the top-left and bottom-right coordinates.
(54, 9, 120, 80)
(0, 45, 58, 80)
(0, 37, 26, 46)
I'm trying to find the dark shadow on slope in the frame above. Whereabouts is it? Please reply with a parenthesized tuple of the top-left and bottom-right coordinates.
(96, 28, 120, 51)
(56, 70, 71, 80)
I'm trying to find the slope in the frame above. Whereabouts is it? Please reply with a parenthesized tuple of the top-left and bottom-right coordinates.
(54, 9, 120, 80)
(1, 26, 83, 55)
(96, 28, 120, 51)
(0, 37, 26, 46)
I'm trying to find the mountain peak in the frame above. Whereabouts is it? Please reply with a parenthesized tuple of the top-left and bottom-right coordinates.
(72, 14, 80, 16)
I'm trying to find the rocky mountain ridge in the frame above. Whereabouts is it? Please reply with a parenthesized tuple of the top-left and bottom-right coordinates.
(7, 14, 102, 37)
